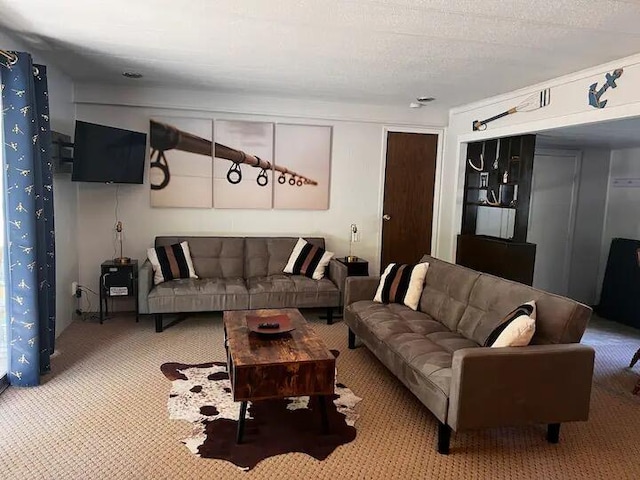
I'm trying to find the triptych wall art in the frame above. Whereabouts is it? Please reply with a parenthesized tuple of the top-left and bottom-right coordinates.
(149, 118, 332, 210)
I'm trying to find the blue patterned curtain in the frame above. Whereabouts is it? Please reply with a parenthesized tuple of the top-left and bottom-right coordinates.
(1, 51, 56, 386)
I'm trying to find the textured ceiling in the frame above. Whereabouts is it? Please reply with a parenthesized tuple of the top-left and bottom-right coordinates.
(3, 0, 640, 107)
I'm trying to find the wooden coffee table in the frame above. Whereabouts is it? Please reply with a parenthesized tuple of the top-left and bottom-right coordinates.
(223, 308, 336, 443)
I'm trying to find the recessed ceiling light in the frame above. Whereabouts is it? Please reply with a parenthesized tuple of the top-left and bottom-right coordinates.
(122, 71, 143, 79)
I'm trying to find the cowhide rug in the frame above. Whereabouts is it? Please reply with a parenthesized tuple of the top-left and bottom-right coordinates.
(161, 351, 361, 471)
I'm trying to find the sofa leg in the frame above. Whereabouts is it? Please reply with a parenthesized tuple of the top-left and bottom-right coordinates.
(437, 422, 451, 455)
(155, 314, 163, 333)
(348, 328, 356, 349)
(547, 423, 560, 444)
(326, 307, 333, 325)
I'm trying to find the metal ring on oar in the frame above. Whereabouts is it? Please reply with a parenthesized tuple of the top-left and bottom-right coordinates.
(278, 174, 286, 184)
(296, 178, 303, 186)
(150, 150, 170, 190)
(227, 162, 242, 184)
(256, 168, 269, 186)
(288, 176, 296, 186)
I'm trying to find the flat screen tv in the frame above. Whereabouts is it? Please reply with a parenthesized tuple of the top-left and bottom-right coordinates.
(72, 121, 147, 184)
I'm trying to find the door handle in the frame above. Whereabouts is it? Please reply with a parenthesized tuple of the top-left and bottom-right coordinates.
(382, 214, 391, 221)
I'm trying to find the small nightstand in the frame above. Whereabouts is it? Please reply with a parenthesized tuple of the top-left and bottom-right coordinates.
(336, 257, 369, 277)
(99, 259, 139, 323)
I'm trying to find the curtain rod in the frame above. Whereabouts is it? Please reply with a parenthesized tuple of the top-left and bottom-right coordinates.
(0, 50, 18, 65)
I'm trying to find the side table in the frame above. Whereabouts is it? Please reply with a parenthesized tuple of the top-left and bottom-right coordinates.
(99, 259, 139, 323)
(325, 257, 369, 324)
(336, 256, 369, 277)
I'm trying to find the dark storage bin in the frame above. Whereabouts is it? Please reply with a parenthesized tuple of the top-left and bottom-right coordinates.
(596, 238, 640, 329)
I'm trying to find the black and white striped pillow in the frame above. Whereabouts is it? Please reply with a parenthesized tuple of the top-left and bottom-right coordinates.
(147, 241, 198, 285)
(484, 301, 537, 347)
(283, 238, 334, 280)
(374, 262, 429, 311)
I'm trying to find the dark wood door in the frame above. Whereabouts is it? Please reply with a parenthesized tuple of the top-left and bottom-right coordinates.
(381, 132, 438, 270)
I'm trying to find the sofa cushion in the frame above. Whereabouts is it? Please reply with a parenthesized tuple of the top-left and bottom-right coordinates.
(245, 237, 326, 278)
(348, 301, 450, 338)
(346, 300, 479, 422)
(155, 236, 244, 279)
(418, 256, 480, 332)
(374, 262, 428, 310)
(347, 301, 479, 392)
(148, 277, 249, 312)
(247, 274, 340, 309)
(283, 237, 334, 280)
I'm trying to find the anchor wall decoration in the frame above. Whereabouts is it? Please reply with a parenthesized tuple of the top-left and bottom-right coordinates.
(588, 68, 623, 109)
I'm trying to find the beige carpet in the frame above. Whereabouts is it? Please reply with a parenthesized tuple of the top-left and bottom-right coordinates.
(1, 311, 639, 480)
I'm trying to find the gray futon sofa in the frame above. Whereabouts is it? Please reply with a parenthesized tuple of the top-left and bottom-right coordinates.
(344, 254, 595, 454)
(139, 236, 349, 332)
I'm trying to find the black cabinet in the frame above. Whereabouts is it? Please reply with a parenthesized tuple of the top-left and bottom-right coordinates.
(458, 134, 537, 284)
(336, 257, 369, 277)
(596, 238, 640, 328)
(99, 260, 138, 323)
(461, 135, 535, 242)
(456, 234, 536, 285)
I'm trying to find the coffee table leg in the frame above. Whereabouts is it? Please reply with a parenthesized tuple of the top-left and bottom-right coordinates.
(630, 347, 640, 368)
(318, 396, 329, 434)
(236, 401, 248, 443)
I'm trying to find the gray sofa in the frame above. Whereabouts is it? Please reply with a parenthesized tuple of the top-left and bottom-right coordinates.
(139, 236, 349, 332)
(344, 254, 595, 454)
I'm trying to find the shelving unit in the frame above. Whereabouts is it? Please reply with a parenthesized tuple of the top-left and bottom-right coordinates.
(457, 134, 537, 285)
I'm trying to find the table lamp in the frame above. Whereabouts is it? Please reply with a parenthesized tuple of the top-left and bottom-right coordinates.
(114, 221, 131, 264)
(347, 224, 358, 262)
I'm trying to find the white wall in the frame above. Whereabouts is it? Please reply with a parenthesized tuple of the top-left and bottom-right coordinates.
(1, 33, 77, 337)
(568, 148, 610, 305)
(74, 84, 448, 300)
(598, 147, 640, 299)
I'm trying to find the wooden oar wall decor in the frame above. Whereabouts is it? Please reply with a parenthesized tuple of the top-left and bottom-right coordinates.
(149, 120, 318, 191)
(472, 89, 551, 131)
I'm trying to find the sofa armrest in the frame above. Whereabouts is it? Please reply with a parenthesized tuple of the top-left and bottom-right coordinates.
(447, 344, 594, 431)
(344, 276, 380, 306)
(138, 259, 154, 314)
(328, 258, 349, 303)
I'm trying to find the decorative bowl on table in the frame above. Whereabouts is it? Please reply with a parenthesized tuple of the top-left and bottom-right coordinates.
(246, 314, 295, 335)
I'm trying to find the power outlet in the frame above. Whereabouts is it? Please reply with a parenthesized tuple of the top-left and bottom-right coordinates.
(71, 281, 78, 296)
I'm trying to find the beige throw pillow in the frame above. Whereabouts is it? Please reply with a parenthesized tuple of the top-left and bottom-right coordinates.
(484, 300, 536, 347)
(490, 314, 536, 348)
